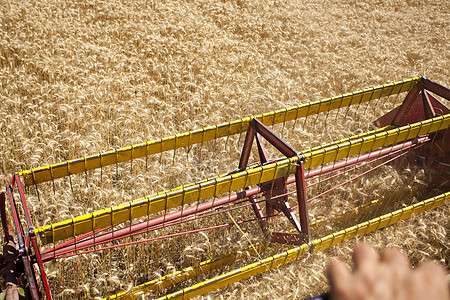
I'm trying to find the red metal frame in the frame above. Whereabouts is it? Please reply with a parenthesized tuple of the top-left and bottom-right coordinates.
(375, 76, 450, 186)
(13, 175, 52, 300)
(1, 175, 53, 300)
(238, 118, 311, 244)
(38, 137, 428, 260)
(0, 191, 24, 299)
(1, 76, 448, 298)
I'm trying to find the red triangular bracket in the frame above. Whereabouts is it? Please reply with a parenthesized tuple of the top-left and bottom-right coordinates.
(375, 77, 450, 187)
(238, 118, 311, 244)
(375, 76, 450, 127)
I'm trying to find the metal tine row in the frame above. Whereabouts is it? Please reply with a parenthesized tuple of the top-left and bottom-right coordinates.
(309, 114, 447, 238)
(27, 80, 411, 224)
(44, 116, 448, 297)
(36, 79, 450, 297)
(20, 82, 419, 297)
(50, 89, 405, 225)
(25, 87, 411, 252)
(266, 87, 409, 239)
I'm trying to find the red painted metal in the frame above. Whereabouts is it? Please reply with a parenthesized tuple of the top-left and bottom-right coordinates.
(41, 185, 263, 260)
(422, 90, 437, 119)
(40, 137, 428, 260)
(307, 146, 417, 203)
(256, 133, 269, 164)
(295, 161, 310, 240)
(248, 193, 268, 233)
(0, 191, 23, 299)
(238, 121, 256, 169)
(2, 77, 448, 298)
(422, 77, 450, 100)
(252, 119, 298, 158)
(13, 174, 33, 230)
(271, 232, 304, 245)
(51, 139, 421, 256)
(423, 91, 450, 116)
(52, 213, 273, 260)
(3, 175, 53, 300)
(373, 77, 450, 188)
(240, 127, 269, 234)
(375, 77, 450, 127)
(6, 186, 40, 300)
(1, 192, 9, 241)
(0, 193, 23, 300)
(237, 118, 309, 244)
(391, 83, 421, 127)
(30, 235, 52, 300)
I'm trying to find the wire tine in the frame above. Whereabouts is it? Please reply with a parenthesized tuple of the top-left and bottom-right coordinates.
(130, 158, 133, 177)
(281, 108, 287, 139)
(194, 184, 202, 231)
(93, 218, 96, 254)
(52, 226, 56, 261)
(99, 152, 103, 183)
(145, 142, 149, 170)
(130, 145, 134, 176)
(173, 135, 177, 165)
(237, 126, 244, 148)
(129, 198, 133, 243)
(303, 103, 311, 129)
(271, 111, 276, 130)
(224, 122, 231, 151)
(330, 143, 341, 208)
(314, 97, 325, 130)
(268, 160, 280, 229)
(292, 106, 300, 134)
(115, 149, 119, 183)
(180, 184, 186, 227)
(210, 178, 218, 215)
(344, 137, 353, 170)
(82, 156, 88, 189)
(318, 147, 327, 193)
(391, 89, 402, 110)
(354, 92, 364, 119)
(391, 127, 403, 153)
(35, 184, 41, 203)
(344, 92, 354, 120)
(145, 195, 150, 240)
(336, 95, 346, 122)
(361, 88, 375, 122)
(212, 125, 218, 157)
(69, 173, 74, 196)
(50, 165, 56, 195)
(185, 145, 190, 166)
(313, 110, 320, 130)
(356, 136, 367, 166)
(324, 98, 332, 128)
(374, 84, 394, 113)
(442, 125, 449, 144)
(199, 128, 205, 162)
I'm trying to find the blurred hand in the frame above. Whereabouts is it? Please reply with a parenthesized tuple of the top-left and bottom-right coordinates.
(327, 244, 449, 300)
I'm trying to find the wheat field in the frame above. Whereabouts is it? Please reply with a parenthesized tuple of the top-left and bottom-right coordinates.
(0, 0, 449, 299)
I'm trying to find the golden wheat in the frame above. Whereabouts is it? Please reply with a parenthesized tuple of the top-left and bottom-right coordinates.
(0, 0, 448, 299)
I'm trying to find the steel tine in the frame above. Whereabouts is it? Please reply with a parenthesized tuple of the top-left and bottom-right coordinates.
(344, 92, 355, 120)
(360, 87, 375, 123)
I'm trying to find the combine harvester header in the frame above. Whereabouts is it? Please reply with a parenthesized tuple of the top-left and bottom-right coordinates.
(0, 76, 448, 299)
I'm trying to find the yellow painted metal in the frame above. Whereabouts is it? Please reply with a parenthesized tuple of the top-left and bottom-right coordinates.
(156, 191, 449, 300)
(103, 201, 375, 300)
(35, 113, 450, 244)
(105, 244, 266, 300)
(19, 77, 419, 186)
